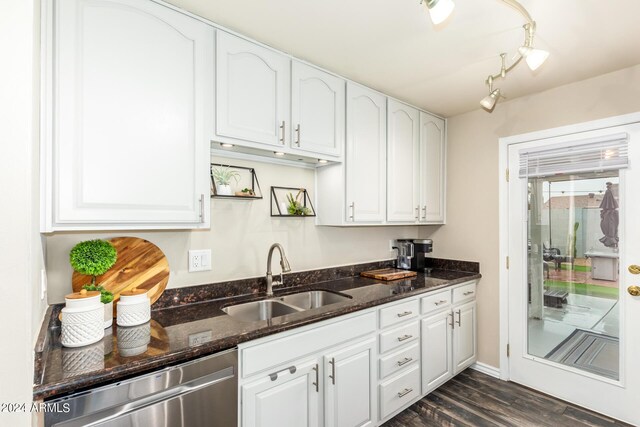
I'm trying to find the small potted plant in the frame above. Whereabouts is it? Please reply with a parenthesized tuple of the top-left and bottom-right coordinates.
(286, 190, 312, 215)
(70, 239, 118, 328)
(211, 166, 240, 196)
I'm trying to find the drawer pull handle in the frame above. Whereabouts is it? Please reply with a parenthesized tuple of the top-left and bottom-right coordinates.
(397, 388, 413, 398)
(269, 365, 296, 381)
(397, 334, 413, 342)
(397, 357, 413, 366)
(397, 311, 413, 318)
(463, 291, 475, 296)
(434, 300, 448, 306)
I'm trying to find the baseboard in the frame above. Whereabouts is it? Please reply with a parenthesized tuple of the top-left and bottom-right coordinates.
(470, 361, 501, 378)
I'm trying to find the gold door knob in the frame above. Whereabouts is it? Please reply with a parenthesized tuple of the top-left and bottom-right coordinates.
(628, 286, 640, 296)
(629, 265, 640, 275)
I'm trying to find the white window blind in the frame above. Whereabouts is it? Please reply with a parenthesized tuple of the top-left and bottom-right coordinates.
(519, 133, 629, 178)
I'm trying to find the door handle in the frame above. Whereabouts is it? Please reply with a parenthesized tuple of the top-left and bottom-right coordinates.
(455, 309, 462, 326)
(449, 312, 454, 329)
(422, 205, 427, 220)
(629, 265, 640, 275)
(279, 121, 286, 144)
(628, 286, 640, 296)
(312, 364, 319, 392)
(328, 358, 336, 385)
(295, 124, 301, 146)
(415, 206, 419, 219)
(349, 202, 355, 221)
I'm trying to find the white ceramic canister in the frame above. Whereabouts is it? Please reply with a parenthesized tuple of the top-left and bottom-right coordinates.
(103, 301, 113, 329)
(61, 289, 105, 348)
(117, 288, 151, 327)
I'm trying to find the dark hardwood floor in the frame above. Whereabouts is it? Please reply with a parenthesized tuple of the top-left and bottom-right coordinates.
(383, 369, 631, 427)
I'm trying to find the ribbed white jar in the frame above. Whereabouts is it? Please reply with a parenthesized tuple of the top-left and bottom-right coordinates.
(61, 289, 104, 348)
(117, 288, 150, 327)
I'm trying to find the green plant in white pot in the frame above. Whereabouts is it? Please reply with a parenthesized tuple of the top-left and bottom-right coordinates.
(212, 166, 240, 196)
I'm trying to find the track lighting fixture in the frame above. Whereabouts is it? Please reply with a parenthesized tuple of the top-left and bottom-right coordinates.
(421, 0, 455, 25)
(420, 0, 548, 113)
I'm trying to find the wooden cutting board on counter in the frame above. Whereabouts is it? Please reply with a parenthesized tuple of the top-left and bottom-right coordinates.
(360, 268, 417, 281)
(72, 237, 169, 316)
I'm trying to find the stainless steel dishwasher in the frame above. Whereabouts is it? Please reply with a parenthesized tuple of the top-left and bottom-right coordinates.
(45, 348, 237, 427)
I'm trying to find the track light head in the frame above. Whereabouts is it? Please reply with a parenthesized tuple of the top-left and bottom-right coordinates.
(518, 46, 549, 71)
(422, 0, 455, 25)
(480, 88, 501, 112)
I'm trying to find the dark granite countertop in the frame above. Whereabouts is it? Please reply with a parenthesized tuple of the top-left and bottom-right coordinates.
(33, 260, 480, 401)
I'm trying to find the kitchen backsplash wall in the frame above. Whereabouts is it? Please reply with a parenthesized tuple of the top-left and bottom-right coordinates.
(45, 157, 428, 303)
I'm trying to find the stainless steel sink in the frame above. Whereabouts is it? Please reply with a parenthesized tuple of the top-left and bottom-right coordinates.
(279, 290, 352, 310)
(222, 300, 302, 322)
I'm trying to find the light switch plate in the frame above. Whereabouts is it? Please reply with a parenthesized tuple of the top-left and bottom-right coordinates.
(188, 249, 212, 272)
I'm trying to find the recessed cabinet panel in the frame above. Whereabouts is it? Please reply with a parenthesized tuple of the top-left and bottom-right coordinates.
(387, 100, 420, 222)
(47, 0, 212, 230)
(345, 84, 387, 223)
(291, 62, 344, 157)
(453, 301, 477, 374)
(216, 31, 290, 147)
(421, 311, 453, 394)
(419, 112, 446, 224)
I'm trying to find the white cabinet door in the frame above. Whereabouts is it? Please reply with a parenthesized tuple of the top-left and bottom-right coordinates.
(291, 61, 344, 158)
(216, 31, 290, 148)
(242, 359, 321, 427)
(419, 112, 446, 224)
(325, 337, 376, 427)
(46, 0, 213, 230)
(421, 311, 453, 394)
(387, 99, 419, 222)
(345, 83, 387, 223)
(452, 301, 477, 374)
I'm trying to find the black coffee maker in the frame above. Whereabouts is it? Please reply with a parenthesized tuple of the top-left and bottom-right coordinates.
(393, 239, 433, 271)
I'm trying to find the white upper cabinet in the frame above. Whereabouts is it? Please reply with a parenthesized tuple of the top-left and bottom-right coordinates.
(419, 112, 446, 224)
(387, 100, 420, 223)
(216, 31, 290, 148)
(291, 61, 345, 158)
(345, 84, 387, 223)
(42, 0, 213, 231)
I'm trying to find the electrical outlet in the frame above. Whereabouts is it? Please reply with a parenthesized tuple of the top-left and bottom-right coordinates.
(189, 249, 212, 272)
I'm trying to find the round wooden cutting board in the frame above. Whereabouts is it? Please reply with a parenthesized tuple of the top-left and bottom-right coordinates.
(72, 237, 169, 316)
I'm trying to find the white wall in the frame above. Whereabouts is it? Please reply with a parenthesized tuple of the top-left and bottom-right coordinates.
(0, 0, 47, 425)
(423, 64, 640, 368)
(45, 157, 421, 303)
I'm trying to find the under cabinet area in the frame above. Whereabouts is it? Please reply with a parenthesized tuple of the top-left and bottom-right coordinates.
(41, 0, 213, 231)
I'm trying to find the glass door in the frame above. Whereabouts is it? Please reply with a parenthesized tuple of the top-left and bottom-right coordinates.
(507, 121, 640, 425)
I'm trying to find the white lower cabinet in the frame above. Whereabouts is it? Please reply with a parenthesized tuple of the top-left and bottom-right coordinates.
(242, 358, 321, 427)
(239, 312, 376, 427)
(239, 281, 477, 427)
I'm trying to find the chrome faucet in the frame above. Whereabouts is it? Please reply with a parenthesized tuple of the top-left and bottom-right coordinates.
(266, 243, 292, 296)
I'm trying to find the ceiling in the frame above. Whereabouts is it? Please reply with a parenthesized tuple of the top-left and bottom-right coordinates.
(166, 0, 640, 117)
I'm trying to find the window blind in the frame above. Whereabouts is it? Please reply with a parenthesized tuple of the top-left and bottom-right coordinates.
(518, 133, 629, 178)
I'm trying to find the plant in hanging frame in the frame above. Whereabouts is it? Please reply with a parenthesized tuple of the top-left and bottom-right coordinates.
(286, 190, 311, 216)
(211, 166, 240, 195)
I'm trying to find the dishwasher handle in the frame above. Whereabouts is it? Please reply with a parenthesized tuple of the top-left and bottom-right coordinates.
(56, 366, 235, 427)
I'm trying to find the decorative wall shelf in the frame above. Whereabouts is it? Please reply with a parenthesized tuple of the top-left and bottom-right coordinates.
(210, 163, 263, 199)
(270, 186, 316, 217)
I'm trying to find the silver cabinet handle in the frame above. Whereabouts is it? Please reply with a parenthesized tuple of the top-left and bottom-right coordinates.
(199, 194, 205, 223)
(422, 205, 427, 220)
(279, 121, 286, 144)
(397, 357, 413, 366)
(456, 309, 462, 326)
(328, 357, 336, 385)
(397, 334, 413, 342)
(269, 365, 296, 381)
(434, 300, 448, 306)
(312, 364, 319, 392)
(397, 311, 412, 318)
(397, 388, 413, 398)
(349, 202, 355, 221)
(295, 124, 301, 146)
(415, 205, 419, 219)
(463, 291, 475, 296)
(449, 312, 454, 329)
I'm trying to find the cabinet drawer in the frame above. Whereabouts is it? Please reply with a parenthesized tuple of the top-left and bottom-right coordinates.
(421, 289, 451, 315)
(379, 299, 419, 328)
(379, 320, 419, 354)
(241, 311, 376, 378)
(452, 282, 476, 304)
(379, 343, 420, 379)
(379, 364, 420, 420)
